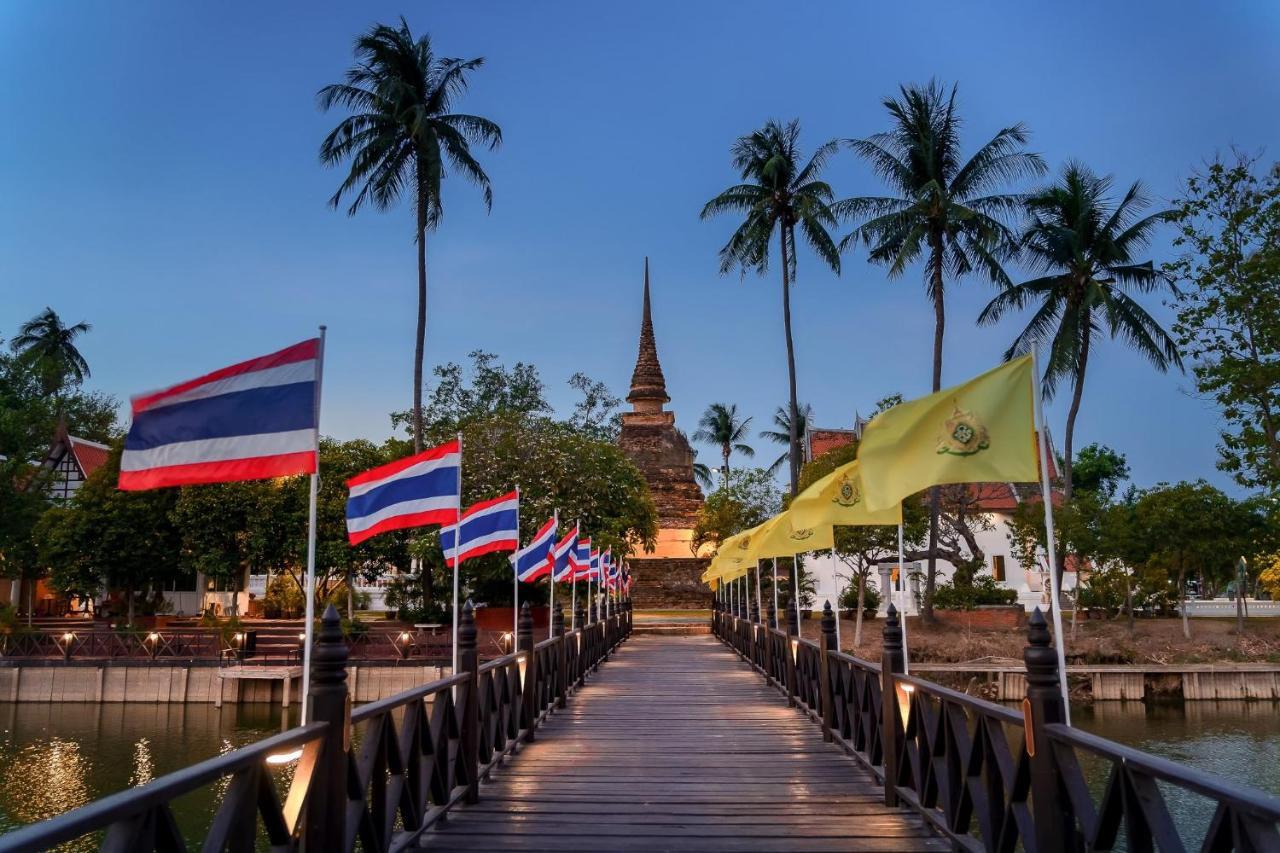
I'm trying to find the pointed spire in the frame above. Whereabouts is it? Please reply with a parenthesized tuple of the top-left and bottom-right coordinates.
(628, 257, 670, 410)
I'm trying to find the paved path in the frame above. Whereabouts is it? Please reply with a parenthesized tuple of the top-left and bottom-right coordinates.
(424, 634, 944, 852)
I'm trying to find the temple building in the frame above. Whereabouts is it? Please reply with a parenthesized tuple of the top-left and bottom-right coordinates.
(617, 259, 711, 608)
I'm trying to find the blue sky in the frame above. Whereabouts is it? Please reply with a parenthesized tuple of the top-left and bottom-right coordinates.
(2, 2, 1277, 493)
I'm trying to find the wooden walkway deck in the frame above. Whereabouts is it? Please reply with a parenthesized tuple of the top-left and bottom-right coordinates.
(424, 633, 944, 852)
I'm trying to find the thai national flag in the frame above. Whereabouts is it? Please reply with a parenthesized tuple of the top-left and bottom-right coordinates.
(551, 527, 577, 582)
(588, 549, 601, 581)
(345, 439, 460, 545)
(514, 517, 557, 582)
(440, 491, 519, 564)
(119, 339, 320, 490)
(571, 538, 592, 580)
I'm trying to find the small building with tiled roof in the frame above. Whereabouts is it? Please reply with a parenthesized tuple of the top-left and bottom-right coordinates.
(41, 424, 111, 502)
(800, 418, 1078, 614)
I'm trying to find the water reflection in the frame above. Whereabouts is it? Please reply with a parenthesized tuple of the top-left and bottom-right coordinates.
(0, 702, 297, 845)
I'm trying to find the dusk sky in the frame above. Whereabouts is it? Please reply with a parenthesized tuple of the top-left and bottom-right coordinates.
(3, 2, 1278, 494)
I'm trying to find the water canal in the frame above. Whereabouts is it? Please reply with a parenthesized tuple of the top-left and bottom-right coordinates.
(0, 700, 1275, 847)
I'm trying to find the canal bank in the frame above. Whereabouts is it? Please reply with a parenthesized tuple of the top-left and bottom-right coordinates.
(0, 662, 449, 706)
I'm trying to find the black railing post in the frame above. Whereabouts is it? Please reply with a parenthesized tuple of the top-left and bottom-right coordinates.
(517, 601, 536, 742)
(881, 604, 905, 808)
(766, 596, 776, 632)
(819, 600, 836, 743)
(574, 601, 586, 646)
(553, 603, 567, 709)
(750, 594, 760, 625)
(304, 604, 349, 848)
(458, 601, 480, 804)
(784, 596, 799, 707)
(1024, 607, 1075, 853)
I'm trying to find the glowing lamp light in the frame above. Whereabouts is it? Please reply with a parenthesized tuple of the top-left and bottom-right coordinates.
(516, 652, 528, 682)
(265, 749, 303, 766)
(297, 633, 306, 643)
(61, 633, 74, 643)
(398, 632, 411, 643)
(233, 633, 244, 643)
(895, 682, 916, 721)
(790, 639, 799, 663)
(147, 632, 160, 642)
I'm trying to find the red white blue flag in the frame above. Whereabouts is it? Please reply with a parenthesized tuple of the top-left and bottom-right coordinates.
(119, 339, 320, 491)
(551, 527, 577, 582)
(439, 491, 519, 564)
(345, 439, 460, 545)
(514, 517, 557, 582)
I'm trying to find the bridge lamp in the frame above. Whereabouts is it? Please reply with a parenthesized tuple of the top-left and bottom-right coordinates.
(266, 749, 303, 766)
(500, 631, 513, 654)
(516, 652, 528, 683)
(147, 632, 160, 643)
(297, 633, 306, 644)
(60, 632, 75, 661)
(790, 639, 799, 663)
(895, 682, 915, 721)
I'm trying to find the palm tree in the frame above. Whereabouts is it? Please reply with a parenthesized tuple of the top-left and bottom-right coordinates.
(840, 80, 1045, 621)
(693, 462, 715, 491)
(701, 120, 841, 496)
(760, 403, 813, 476)
(319, 19, 501, 452)
(14, 307, 91, 395)
(692, 403, 755, 487)
(978, 162, 1182, 508)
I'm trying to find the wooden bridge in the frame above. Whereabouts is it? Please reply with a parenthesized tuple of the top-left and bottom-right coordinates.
(2, 599, 1279, 852)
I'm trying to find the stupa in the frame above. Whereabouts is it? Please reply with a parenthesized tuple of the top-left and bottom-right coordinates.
(617, 259, 711, 608)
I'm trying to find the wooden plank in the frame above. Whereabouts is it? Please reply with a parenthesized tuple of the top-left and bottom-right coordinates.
(421, 634, 941, 851)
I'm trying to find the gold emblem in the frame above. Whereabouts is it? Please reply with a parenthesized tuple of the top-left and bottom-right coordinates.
(832, 473, 861, 507)
(789, 528, 815, 541)
(937, 404, 990, 457)
(737, 536, 751, 550)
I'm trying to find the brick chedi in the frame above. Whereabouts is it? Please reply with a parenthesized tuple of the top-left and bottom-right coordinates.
(617, 259, 711, 608)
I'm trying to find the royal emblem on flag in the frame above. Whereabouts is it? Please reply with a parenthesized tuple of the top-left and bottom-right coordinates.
(937, 405, 991, 457)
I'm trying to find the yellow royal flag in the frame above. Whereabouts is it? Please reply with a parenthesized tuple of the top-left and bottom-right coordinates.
(789, 459, 902, 530)
(858, 354, 1038, 512)
(734, 510, 834, 560)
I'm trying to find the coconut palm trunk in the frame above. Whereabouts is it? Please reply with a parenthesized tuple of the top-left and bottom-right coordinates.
(413, 197, 428, 453)
(923, 231, 946, 623)
(1056, 307, 1091, 588)
(780, 227, 800, 496)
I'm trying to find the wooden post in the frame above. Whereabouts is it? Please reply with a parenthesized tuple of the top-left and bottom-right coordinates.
(750, 594, 760, 625)
(1023, 608, 1074, 853)
(767, 596, 777, 632)
(881, 603, 905, 808)
(304, 604, 349, 848)
(784, 596, 799, 707)
(458, 601, 480, 804)
(819, 600, 836, 743)
(517, 601, 536, 742)
(553, 604, 567, 709)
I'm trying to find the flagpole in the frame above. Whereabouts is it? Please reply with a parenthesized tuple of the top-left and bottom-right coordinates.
(754, 560, 763, 623)
(792, 558, 802, 630)
(452, 432, 463, 676)
(571, 519, 579, 630)
(549, 510, 558, 640)
(897, 519, 909, 675)
(1031, 345, 1071, 725)
(772, 558, 779, 625)
(513, 487, 521, 641)
(833, 570, 843, 652)
(300, 325, 326, 724)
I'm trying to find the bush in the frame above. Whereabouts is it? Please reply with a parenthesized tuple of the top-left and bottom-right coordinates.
(839, 581, 881, 614)
(261, 573, 369, 617)
(932, 574, 1017, 610)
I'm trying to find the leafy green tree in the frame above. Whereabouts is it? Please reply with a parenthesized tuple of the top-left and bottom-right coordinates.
(38, 444, 181, 625)
(12, 308, 91, 396)
(1071, 443, 1130, 500)
(567, 372, 622, 440)
(1134, 481, 1251, 639)
(759, 402, 812, 477)
(1166, 152, 1280, 494)
(320, 20, 502, 453)
(979, 163, 1180, 521)
(692, 403, 754, 487)
(692, 467, 782, 554)
(702, 120, 842, 495)
(841, 80, 1044, 620)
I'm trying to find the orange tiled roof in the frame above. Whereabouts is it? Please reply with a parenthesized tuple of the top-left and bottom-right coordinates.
(69, 437, 111, 478)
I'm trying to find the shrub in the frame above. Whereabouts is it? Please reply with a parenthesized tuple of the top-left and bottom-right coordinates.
(932, 574, 1016, 610)
(839, 582, 881, 614)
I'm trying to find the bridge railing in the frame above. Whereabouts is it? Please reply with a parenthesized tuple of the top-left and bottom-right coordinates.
(0, 599, 632, 853)
(712, 598, 1280, 853)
